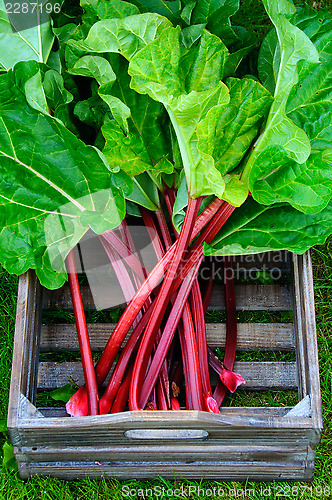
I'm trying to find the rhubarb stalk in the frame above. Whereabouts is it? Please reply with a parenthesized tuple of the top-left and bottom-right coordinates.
(66, 250, 99, 415)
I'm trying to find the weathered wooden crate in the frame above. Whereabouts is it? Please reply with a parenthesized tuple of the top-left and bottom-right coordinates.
(7, 251, 322, 481)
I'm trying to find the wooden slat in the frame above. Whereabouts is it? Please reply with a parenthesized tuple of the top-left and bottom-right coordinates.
(292, 253, 323, 432)
(18, 458, 313, 481)
(8, 271, 41, 432)
(17, 443, 309, 464)
(38, 406, 294, 418)
(42, 283, 292, 311)
(40, 322, 295, 352)
(37, 361, 297, 391)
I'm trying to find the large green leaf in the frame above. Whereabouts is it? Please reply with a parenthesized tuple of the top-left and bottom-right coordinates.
(43, 69, 74, 110)
(102, 120, 153, 176)
(0, 0, 55, 69)
(248, 8, 332, 214)
(191, 0, 240, 44)
(74, 94, 109, 128)
(242, 0, 320, 189)
(181, 30, 229, 92)
(0, 65, 127, 289)
(101, 54, 170, 156)
(258, 28, 279, 95)
(81, 0, 140, 29)
(128, 25, 230, 198)
(126, 172, 161, 211)
(130, 0, 182, 25)
(213, 77, 273, 175)
(129, 26, 184, 104)
(68, 54, 116, 85)
(287, 10, 332, 153)
(204, 197, 332, 257)
(82, 13, 172, 59)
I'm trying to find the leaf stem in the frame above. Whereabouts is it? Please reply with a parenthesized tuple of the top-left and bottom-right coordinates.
(66, 250, 99, 415)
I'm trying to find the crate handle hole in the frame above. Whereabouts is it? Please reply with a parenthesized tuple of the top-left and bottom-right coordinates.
(125, 429, 209, 440)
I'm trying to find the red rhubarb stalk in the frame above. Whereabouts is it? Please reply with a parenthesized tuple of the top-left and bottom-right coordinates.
(66, 250, 99, 415)
(134, 257, 203, 410)
(100, 237, 137, 307)
(191, 280, 219, 413)
(129, 197, 201, 410)
(67, 199, 234, 415)
(102, 230, 147, 282)
(213, 256, 239, 405)
(207, 347, 245, 392)
(110, 364, 133, 414)
(99, 303, 153, 414)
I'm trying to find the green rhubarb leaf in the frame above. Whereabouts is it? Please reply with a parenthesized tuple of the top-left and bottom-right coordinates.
(74, 94, 109, 128)
(181, 29, 229, 91)
(0, 66, 126, 289)
(102, 119, 173, 186)
(98, 83, 131, 134)
(287, 11, 332, 154)
(213, 77, 273, 175)
(191, 0, 239, 25)
(243, 0, 320, 189)
(181, 0, 196, 25)
(43, 69, 74, 110)
(181, 24, 205, 49)
(81, 0, 139, 29)
(247, 146, 332, 214)
(24, 68, 49, 114)
(172, 171, 188, 232)
(83, 13, 172, 60)
(204, 197, 332, 257)
(50, 384, 76, 403)
(169, 83, 230, 198)
(131, 0, 182, 24)
(69, 55, 116, 86)
(128, 25, 230, 198)
(107, 54, 171, 164)
(248, 9, 332, 214)
(215, 124, 260, 176)
(126, 172, 161, 211)
(192, 0, 240, 45)
(221, 174, 248, 206)
(47, 50, 62, 74)
(129, 25, 183, 104)
(172, 174, 215, 232)
(102, 120, 153, 176)
(258, 28, 280, 95)
(0, 0, 55, 69)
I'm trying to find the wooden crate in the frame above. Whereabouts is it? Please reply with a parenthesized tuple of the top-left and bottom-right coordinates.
(7, 251, 322, 481)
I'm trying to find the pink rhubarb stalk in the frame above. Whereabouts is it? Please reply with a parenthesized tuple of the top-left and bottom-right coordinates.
(66, 250, 99, 416)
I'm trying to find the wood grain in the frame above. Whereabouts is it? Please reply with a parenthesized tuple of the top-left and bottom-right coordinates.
(37, 361, 298, 391)
(40, 322, 295, 352)
(42, 283, 292, 311)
